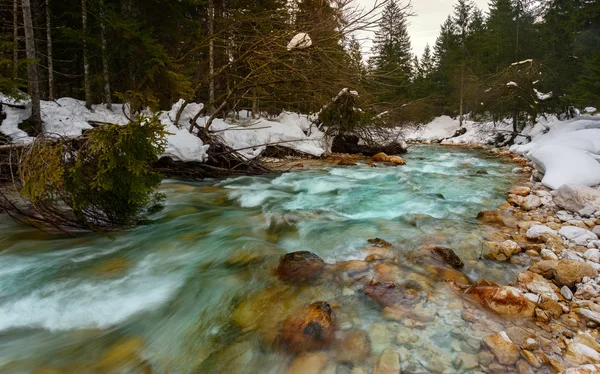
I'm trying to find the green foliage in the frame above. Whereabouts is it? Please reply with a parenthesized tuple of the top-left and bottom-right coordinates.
(20, 116, 168, 229)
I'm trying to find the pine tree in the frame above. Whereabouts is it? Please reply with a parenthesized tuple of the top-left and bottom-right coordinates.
(369, 0, 413, 105)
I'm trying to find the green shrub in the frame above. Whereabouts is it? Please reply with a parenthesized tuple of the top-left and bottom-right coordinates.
(19, 115, 168, 230)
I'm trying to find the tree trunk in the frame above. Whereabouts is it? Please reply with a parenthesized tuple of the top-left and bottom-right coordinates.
(515, 0, 520, 61)
(208, 0, 215, 113)
(45, 0, 55, 100)
(99, 0, 112, 109)
(13, 0, 19, 79)
(459, 63, 465, 127)
(252, 88, 258, 119)
(82, 0, 92, 109)
(22, 0, 42, 131)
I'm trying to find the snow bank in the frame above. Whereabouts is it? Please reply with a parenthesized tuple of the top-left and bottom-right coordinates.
(1, 96, 325, 163)
(512, 117, 600, 189)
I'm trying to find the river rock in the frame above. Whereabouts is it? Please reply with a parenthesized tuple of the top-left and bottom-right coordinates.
(276, 251, 326, 283)
(338, 158, 358, 166)
(280, 301, 335, 353)
(464, 280, 535, 318)
(517, 271, 560, 301)
(387, 156, 406, 166)
(485, 240, 522, 261)
(584, 248, 600, 263)
(560, 226, 599, 246)
(520, 195, 542, 211)
(507, 194, 525, 207)
(336, 330, 371, 364)
(364, 282, 420, 309)
(554, 259, 597, 287)
(553, 185, 600, 213)
(560, 364, 600, 373)
(368, 238, 393, 247)
(529, 260, 559, 278)
(419, 245, 464, 269)
(526, 225, 558, 240)
(565, 342, 600, 365)
(373, 348, 401, 374)
(371, 153, 389, 162)
(286, 352, 328, 374)
(477, 210, 504, 224)
(509, 186, 532, 196)
(482, 331, 521, 365)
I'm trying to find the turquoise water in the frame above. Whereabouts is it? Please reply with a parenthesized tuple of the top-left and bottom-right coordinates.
(0, 145, 526, 373)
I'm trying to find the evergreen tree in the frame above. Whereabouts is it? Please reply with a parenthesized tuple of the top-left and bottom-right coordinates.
(368, 0, 413, 106)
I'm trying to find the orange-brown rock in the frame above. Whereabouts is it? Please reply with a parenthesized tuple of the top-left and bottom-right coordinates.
(477, 210, 504, 224)
(280, 301, 335, 353)
(387, 156, 406, 166)
(464, 280, 535, 319)
(419, 245, 464, 269)
(363, 282, 421, 309)
(276, 251, 326, 283)
(368, 238, 393, 247)
(336, 329, 371, 364)
(371, 152, 389, 162)
(338, 158, 358, 166)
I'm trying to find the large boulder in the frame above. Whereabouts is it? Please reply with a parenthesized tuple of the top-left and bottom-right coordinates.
(280, 301, 335, 353)
(464, 280, 535, 318)
(553, 185, 600, 213)
(276, 251, 326, 283)
(554, 259, 597, 288)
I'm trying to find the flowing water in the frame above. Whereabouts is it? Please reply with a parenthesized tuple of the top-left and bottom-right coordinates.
(0, 145, 529, 373)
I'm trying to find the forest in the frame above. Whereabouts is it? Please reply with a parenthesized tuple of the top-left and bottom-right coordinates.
(1, 0, 599, 133)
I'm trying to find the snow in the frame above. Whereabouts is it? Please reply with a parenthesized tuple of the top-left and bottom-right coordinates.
(287, 33, 312, 51)
(534, 88, 553, 101)
(506, 81, 518, 87)
(511, 59, 533, 66)
(404, 116, 459, 142)
(585, 107, 597, 114)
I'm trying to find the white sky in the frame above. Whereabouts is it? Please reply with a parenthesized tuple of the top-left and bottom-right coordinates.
(355, 0, 490, 58)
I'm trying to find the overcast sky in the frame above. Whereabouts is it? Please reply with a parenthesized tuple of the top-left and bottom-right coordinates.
(356, 0, 490, 58)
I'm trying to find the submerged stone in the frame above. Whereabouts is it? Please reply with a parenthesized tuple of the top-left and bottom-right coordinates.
(276, 251, 326, 283)
(280, 301, 335, 353)
(419, 245, 464, 269)
(463, 280, 535, 319)
(363, 282, 421, 309)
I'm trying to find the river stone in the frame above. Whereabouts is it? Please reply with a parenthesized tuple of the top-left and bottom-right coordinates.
(565, 342, 600, 365)
(482, 331, 520, 365)
(507, 194, 525, 207)
(529, 260, 559, 278)
(464, 280, 535, 318)
(554, 259, 597, 287)
(371, 153, 389, 162)
(560, 364, 600, 373)
(368, 238, 393, 247)
(336, 329, 371, 364)
(509, 186, 532, 196)
(477, 210, 504, 224)
(286, 352, 328, 374)
(419, 245, 464, 269)
(517, 271, 560, 301)
(364, 282, 420, 309)
(280, 301, 335, 353)
(276, 251, 326, 283)
(387, 156, 406, 166)
(520, 195, 542, 211)
(560, 226, 599, 246)
(373, 348, 401, 374)
(526, 225, 558, 240)
(338, 158, 358, 166)
(553, 185, 600, 213)
(584, 248, 600, 263)
(485, 240, 522, 261)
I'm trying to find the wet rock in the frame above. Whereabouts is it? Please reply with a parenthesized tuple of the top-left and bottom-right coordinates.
(482, 331, 521, 365)
(477, 210, 504, 224)
(276, 251, 326, 283)
(280, 301, 335, 353)
(509, 186, 532, 197)
(518, 271, 561, 301)
(485, 240, 522, 261)
(373, 348, 401, 374)
(286, 352, 328, 374)
(453, 353, 479, 370)
(336, 330, 371, 364)
(338, 158, 358, 166)
(516, 360, 533, 374)
(387, 156, 406, 166)
(418, 245, 464, 269)
(521, 350, 541, 368)
(95, 337, 148, 373)
(368, 323, 391, 355)
(554, 259, 597, 287)
(541, 248, 559, 261)
(464, 280, 535, 318)
(561, 285, 574, 300)
(364, 282, 420, 309)
(368, 238, 393, 247)
(371, 153, 389, 162)
(507, 194, 525, 207)
(553, 185, 600, 213)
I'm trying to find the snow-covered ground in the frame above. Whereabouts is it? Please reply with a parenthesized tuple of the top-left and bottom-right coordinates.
(0, 96, 326, 163)
(406, 114, 600, 190)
